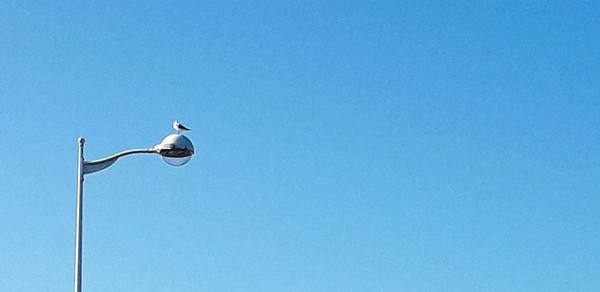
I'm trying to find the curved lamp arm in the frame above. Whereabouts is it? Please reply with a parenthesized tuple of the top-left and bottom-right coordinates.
(83, 148, 159, 175)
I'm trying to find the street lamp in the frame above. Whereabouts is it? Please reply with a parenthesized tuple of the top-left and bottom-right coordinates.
(73, 133, 194, 292)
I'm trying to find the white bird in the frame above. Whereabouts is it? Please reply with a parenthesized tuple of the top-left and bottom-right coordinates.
(173, 120, 191, 134)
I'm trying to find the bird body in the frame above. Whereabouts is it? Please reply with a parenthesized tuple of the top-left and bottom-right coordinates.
(173, 120, 191, 134)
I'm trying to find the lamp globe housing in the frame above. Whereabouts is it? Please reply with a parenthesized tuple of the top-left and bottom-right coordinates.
(154, 134, 195, 166)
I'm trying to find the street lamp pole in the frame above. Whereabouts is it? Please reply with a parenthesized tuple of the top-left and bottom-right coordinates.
(74, 137, 85, 292)
(73, 133, 194, 292)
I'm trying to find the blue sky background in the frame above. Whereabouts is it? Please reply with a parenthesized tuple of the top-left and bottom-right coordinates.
(1, 1, 599, 291)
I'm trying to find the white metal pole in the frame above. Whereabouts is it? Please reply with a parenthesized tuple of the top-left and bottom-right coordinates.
(74, 137, 85, 292)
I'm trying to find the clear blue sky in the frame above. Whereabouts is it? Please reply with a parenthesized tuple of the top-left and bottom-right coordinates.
(1, 1, 599, 291)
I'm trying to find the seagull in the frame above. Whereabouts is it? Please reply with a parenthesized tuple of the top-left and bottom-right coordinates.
(173, 120, 191, 134)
